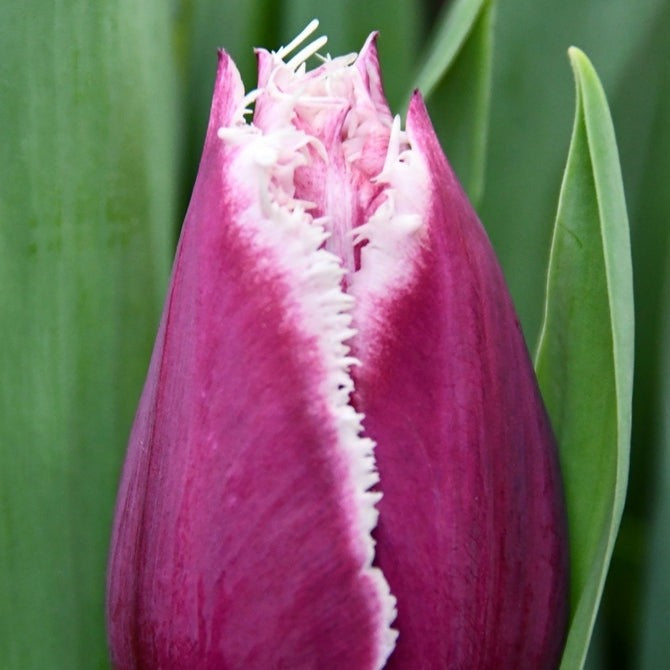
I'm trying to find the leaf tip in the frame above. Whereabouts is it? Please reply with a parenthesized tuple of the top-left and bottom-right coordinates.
(566, 46, 598, 85)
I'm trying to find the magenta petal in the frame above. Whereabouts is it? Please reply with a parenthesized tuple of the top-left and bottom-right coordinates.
(354, 93, 569, 669)
(106, 52, 395, 670)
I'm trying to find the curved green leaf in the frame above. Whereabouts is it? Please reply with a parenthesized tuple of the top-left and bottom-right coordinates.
(410, 0, 495, 205)
(534, 48, 634, 670)
(411, 0, 487, 100)
(0, 1, 176, 667)
(480, 0, 664, 348)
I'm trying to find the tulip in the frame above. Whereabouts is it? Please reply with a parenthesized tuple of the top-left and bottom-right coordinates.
(107, 20, 568, 670)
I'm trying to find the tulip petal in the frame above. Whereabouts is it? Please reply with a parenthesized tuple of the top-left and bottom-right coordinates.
(353, 93, 569, 669)
(107, 51, 396, 670)
(355, 33, 393, 127)
(109, 26, 569, 669)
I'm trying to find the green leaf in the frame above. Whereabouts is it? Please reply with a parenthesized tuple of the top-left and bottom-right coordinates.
(411, 0, 487, 100)
(635, 13, 670, 667)
(479, 0, 664, 347)
(0, 1, 176, 667)
(534, 48, 634, 670)
(411, 0, 495, 205)
(176, 0, 276, 214)
(638, 268, 670, 669)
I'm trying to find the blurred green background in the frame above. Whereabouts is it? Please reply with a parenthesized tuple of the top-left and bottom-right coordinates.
(1, 0, 667, 667)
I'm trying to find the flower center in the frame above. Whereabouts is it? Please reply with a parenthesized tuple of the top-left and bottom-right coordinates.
(219, 20, 424, 282)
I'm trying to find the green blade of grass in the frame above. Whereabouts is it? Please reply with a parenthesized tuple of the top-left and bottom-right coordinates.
(534, 48, 634, 670)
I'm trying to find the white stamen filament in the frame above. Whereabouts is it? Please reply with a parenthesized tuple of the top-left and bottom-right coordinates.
(274, 18, 321, 60)
(285, 34, 329, 71)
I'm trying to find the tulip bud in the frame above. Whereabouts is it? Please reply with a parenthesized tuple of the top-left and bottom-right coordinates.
(107, 21, 568, 670)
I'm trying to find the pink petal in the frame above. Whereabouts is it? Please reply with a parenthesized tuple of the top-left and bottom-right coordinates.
(106, 51, 396, 670)
(353, 93, 569, 669)
(355, 33, 393, 126)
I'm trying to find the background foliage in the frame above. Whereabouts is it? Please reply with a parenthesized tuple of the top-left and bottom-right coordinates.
(1, 0, 667, 667)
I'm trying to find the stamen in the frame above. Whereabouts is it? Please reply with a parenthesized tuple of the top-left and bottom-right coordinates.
(275, 19, 320, 60)
(240, 88, 261, 109)
(286, 35, 328, 71)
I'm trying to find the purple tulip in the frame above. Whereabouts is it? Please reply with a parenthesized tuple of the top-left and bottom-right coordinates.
(107, 21, 568, 670)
